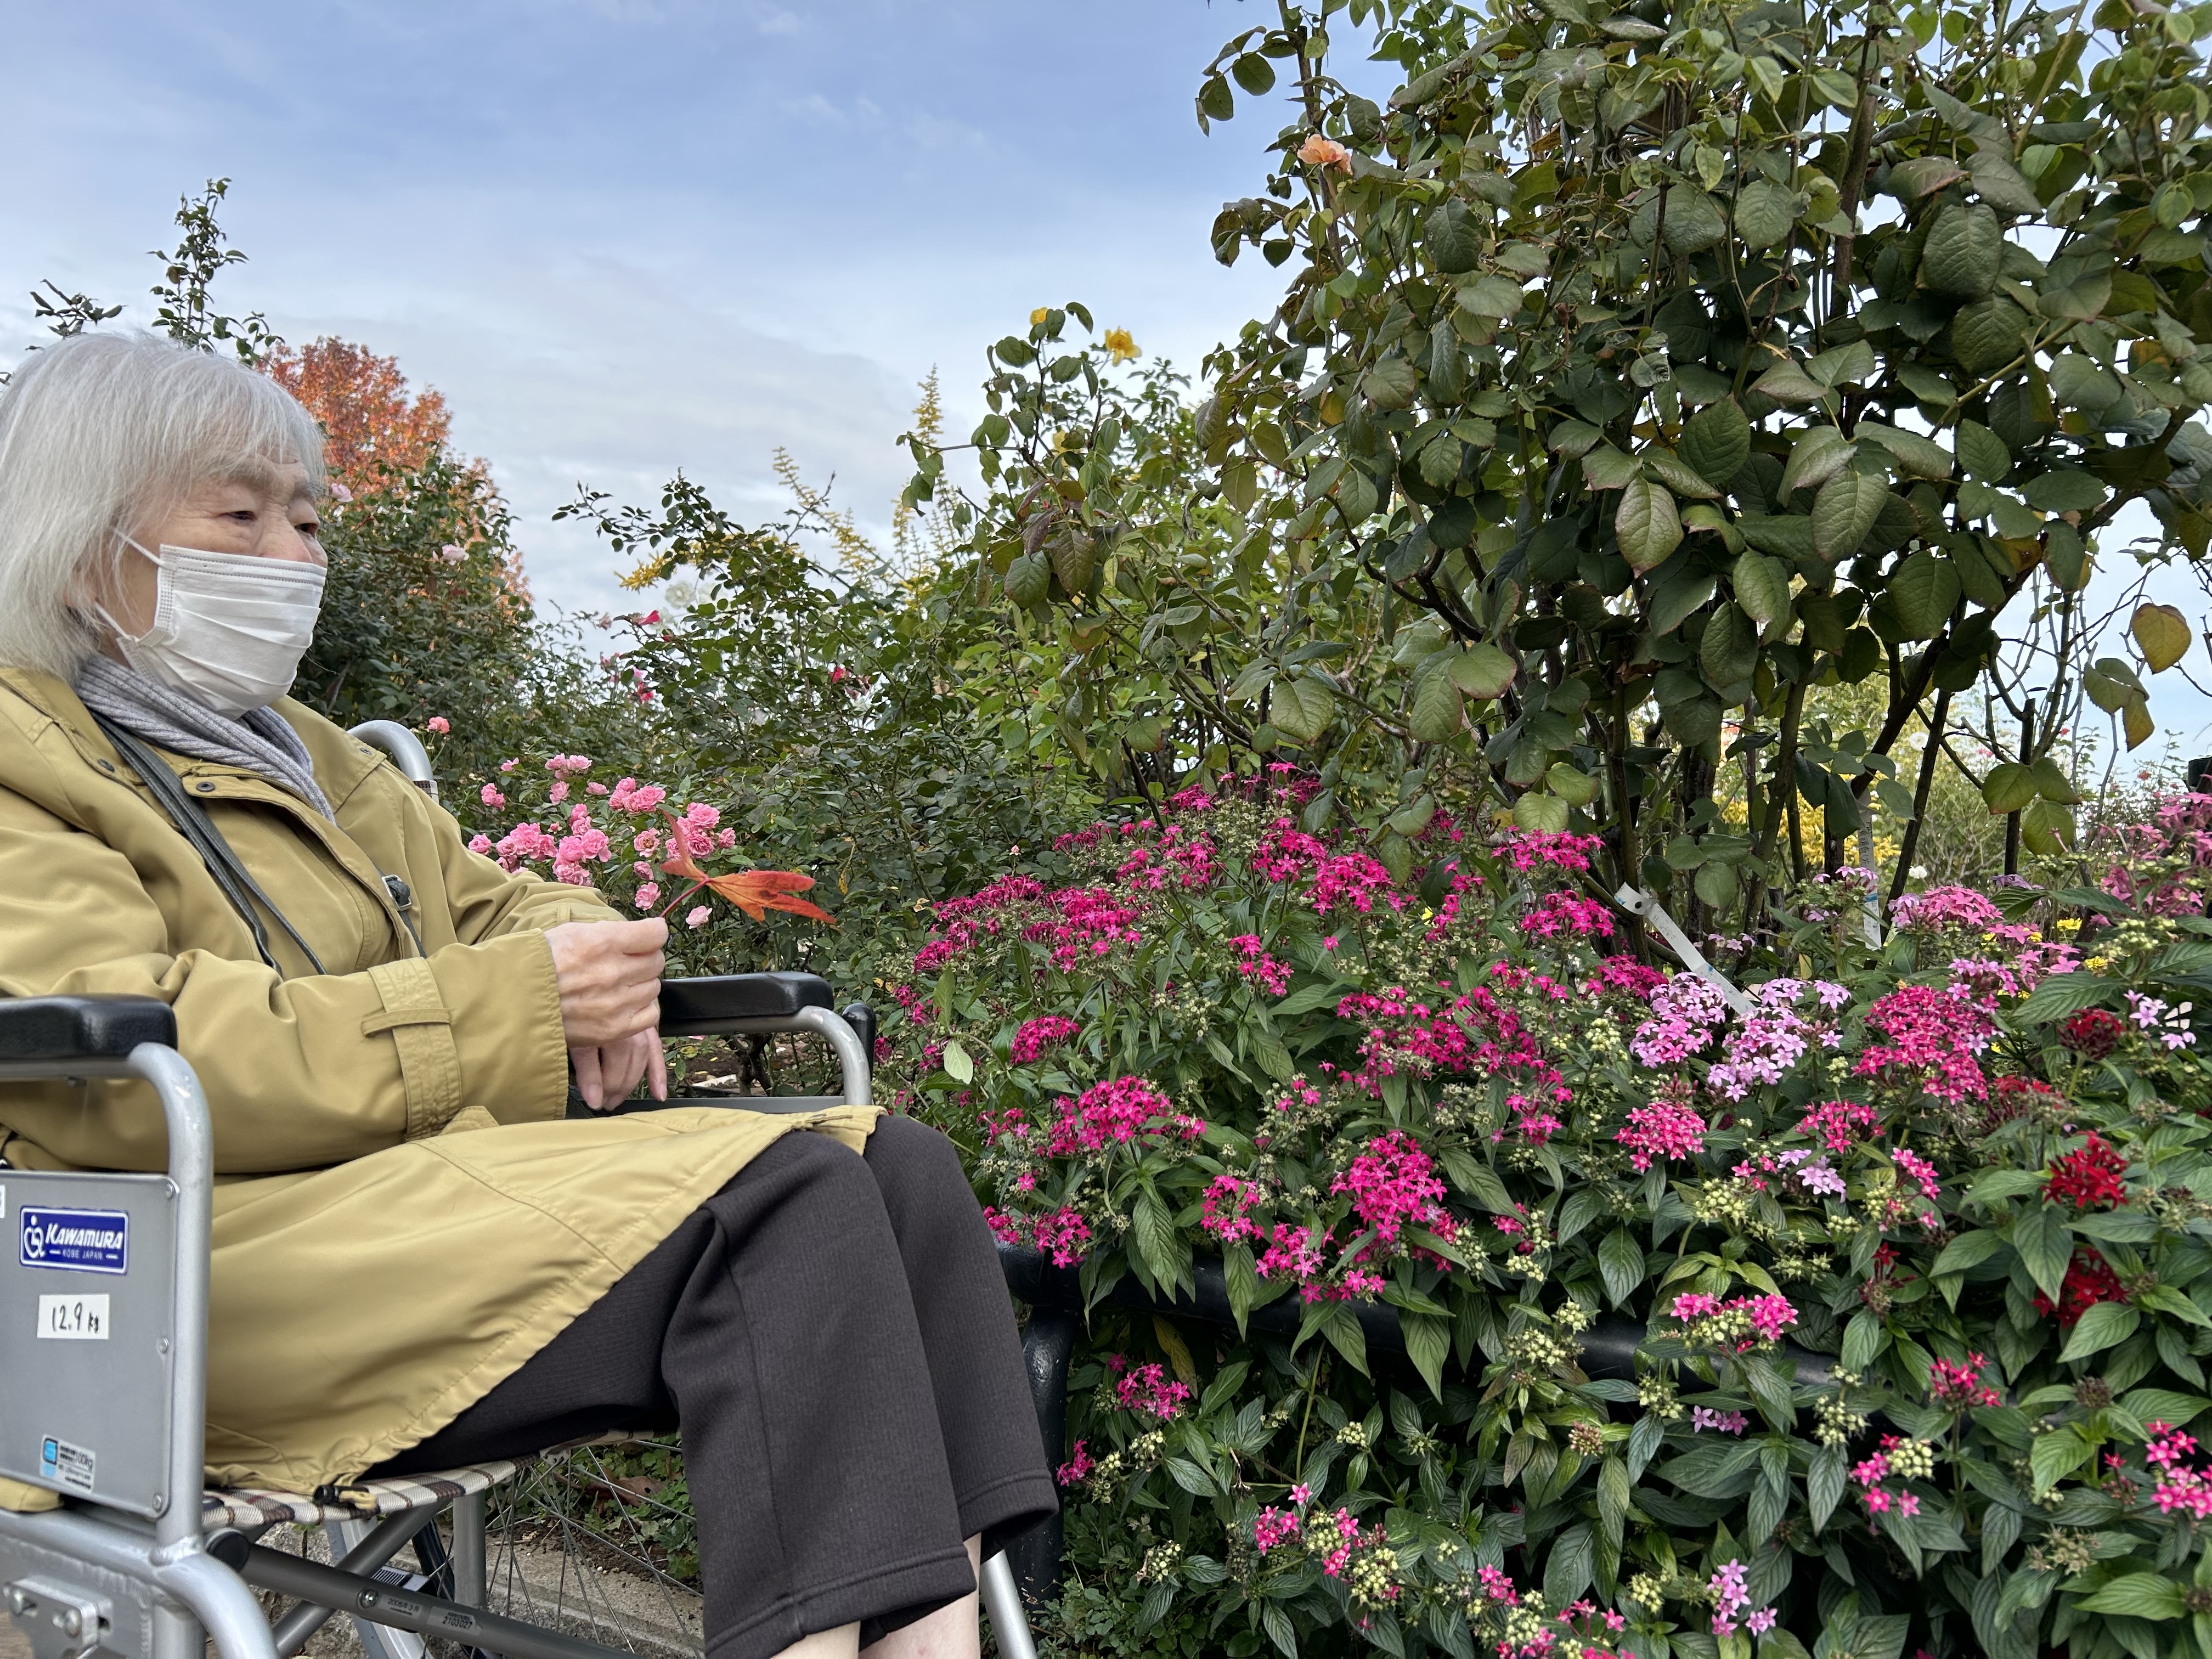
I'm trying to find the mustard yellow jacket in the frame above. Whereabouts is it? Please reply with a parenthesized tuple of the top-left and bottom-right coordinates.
(0, 669, 871, 1503)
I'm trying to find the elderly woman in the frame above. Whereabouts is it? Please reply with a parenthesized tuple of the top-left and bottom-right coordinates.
(0, 332, 1052, 1659)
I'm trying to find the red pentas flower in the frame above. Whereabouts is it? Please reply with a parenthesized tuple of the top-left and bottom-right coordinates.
(2033, 1248, 2130, 1324)
(2060, 1007, 2128, 1057)
(2046, 1133, 2130, 1210)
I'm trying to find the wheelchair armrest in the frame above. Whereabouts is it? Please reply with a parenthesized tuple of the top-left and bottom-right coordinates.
(0, 994, 177, 1063)
(659, 972, 833, 1035)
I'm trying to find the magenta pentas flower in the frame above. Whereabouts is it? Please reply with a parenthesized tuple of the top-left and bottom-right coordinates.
(1799, 1098, 1880, 1151)
(1009, 1015, 1080, 1064)
(1853, 984, 1993, 1103)
(1031, 1205, 1092, 1267)
(1330, 1131, 1454, 1250)
(1517, 890, 1617, 941)
(1110, 1359, 1192, 1420)
(1893, 1146, 1942, 1200)
(1227, 934, 1293, 996)
(1616, 1097, 1706, 1170)
(1252, 1506, 1299, 1553)
(1669, 1291, 1798, 1350)
(1692, 1407, 1748, 1434)
(1500, 828, 1604, 872)
(1047, 1076, 1200, 1154)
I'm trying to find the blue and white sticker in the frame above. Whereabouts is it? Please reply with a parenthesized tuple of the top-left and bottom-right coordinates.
(18, 1207, 128, 1275)
(40, 1436, 95, 1493)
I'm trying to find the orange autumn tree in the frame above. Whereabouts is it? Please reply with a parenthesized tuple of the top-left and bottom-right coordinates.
(266, 338, 453, 492)
(266, 337, 529, 604)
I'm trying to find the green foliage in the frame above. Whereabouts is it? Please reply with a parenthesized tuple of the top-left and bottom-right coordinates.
(906, 0, 2212, 931)
(296, 454, 538, 741)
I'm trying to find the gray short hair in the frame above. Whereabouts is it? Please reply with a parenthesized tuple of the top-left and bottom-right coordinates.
(0, 331, 326, 679)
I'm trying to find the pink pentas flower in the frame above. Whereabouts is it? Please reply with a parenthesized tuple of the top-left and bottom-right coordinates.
(1033, 1206, 1092, 1267)
(1112, 1359, 1192, 1420)
(1800, 1098, 1881, 1151)
(1253, 1506, 1299, 1553)
(1010, 1015, 1080, 1063)
(1631, 975, 1729, 1065)
(1227, 934, 1293, 996)
(1854, 984, 1993, 1103)
(1616, 1095, 1706, 1170)
(1889, 884, 2003, 934)
(1056, 1440, 1093, 1487)
(1200, 1174, 1266, 1244)
(1893, 1146, 1942, 1200)
(1330, 1132, 1455, 1257)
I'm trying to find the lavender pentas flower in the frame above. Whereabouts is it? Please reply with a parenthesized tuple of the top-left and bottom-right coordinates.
(1703, 978, 1849, 1102)
(1630, 975, 1730, 1065)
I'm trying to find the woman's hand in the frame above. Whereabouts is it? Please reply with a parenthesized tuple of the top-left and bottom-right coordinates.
(571, 1029, 669, 1113)
(546, 918, 668, 1110)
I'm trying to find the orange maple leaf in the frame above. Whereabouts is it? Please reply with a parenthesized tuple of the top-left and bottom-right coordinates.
(657, 816, 836, 924)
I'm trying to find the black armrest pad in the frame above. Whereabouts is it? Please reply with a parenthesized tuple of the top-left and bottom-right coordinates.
(0, 995, 177, 1062)
(659, 973, 833, 1033)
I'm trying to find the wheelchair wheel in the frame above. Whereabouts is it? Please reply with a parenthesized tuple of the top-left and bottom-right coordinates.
(477, 1437, 706, 1659)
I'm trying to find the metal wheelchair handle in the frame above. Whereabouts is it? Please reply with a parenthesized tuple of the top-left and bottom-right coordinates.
(346, 723, 438, 803)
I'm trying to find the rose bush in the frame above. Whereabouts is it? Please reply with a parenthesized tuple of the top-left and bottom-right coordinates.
(892, 778, 2212, 1659)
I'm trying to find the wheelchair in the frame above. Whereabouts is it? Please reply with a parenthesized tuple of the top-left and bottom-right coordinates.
(0, 724, 1039, 1659)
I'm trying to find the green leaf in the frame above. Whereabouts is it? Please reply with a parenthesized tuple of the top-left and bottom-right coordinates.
(1699, 602, 1759, 688)
(1737, 514, 1815, 560)
(1269, 675, 1335, 743)
(1599, 1455, 1632, 1543)
(1403, 1311, 1449, 1398)
(2134, 602, 2193, 673)
(1449, 642, 1519, 699)
(1407, 656, 1465, 742)
(2078, 1575, 2188, 1621)
(1780, 425, 1850, 495)
(1842, 1308, 1886, 1372)
(1969, 150, 2044, 215)
(1544, 1523, 1596, 1609)
(1955, 419, 2012, 483)
(2024, 469, 2107, 512)
(2013, 1204, 2074, 1305)
(2049, 353, 2123, 412)
(1513, 792, 1571, 833)
(1732, 551, 1791, 629)
(941, 1037, 974, 1082)
(2059, 1300, 2140, 1360)
(1323, 1303, 1369, 1375)
(1734, 178, 1798, 249)
(1584, 444, 1643, 490)
(1426, 199, 1483, 275)
(1808, 1442, 1846, 1531)
(1812, 471, 1891, 563)
(1616, 479, 1683, 572)
(1362, 357, 1420, 411)
(1680, 397, 1753, 487)
(2029, 755, 2081, 804)
(1599, 1228, 1644, 1308)
(1950, 296, 2032, 377)
(2015, 972, 2115, 1024)
(1932, 1229, 2009, 1276)
(1982, 761, 2038, 814)
(1888, 155, 1970, 198)
(1922, 201, 2003, 299)
(1660, 185, 1727, 255)
(1643, 447, 1724, 500)
(1460, 273, 1527, 317)
(1197, 75, 1235, 122)
(1231, 52, 1277, 94)
(1004, 552, 1051, 607)
(1856, 421, 1954, 480)
(1889, 548, 1962, 637)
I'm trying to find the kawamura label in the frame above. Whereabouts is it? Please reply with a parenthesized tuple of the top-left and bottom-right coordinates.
(17, 1207, 128, 1274)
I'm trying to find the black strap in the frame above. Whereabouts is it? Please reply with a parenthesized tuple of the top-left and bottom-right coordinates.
(93, 716, 328, 977)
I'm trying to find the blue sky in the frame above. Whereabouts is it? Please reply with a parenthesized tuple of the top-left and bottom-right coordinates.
(5, 1, 2210, 761)
(0, 0, 1303, 613)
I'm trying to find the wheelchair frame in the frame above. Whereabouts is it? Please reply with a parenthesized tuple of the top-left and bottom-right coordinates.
(0, 979, 1037, 1659)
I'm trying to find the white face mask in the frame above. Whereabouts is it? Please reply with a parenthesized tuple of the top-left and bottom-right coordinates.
(99, 540, 327, 715)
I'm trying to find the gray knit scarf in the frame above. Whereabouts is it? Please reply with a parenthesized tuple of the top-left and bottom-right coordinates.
(75, 655, 334, 820)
